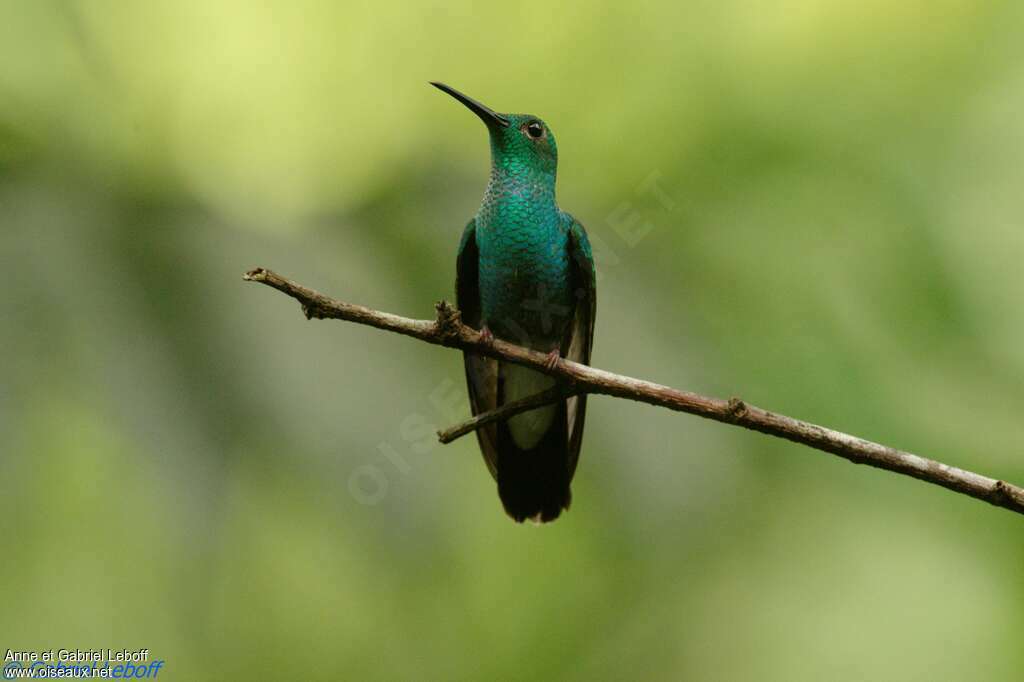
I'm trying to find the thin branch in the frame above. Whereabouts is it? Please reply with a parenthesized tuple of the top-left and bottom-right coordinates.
(437, 386, 575, 444)
(243, 267, 1024, 518)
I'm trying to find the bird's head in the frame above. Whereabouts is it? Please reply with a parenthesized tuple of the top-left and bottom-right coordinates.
(431, 82, 558, 180)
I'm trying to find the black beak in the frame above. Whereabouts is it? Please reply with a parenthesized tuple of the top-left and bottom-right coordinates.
(430, 82, 510, 128)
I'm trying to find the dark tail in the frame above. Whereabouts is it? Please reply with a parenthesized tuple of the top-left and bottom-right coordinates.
(495, 400, 572, 523)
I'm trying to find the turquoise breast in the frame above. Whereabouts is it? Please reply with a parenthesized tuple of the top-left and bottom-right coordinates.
(475, 179, 573, 350)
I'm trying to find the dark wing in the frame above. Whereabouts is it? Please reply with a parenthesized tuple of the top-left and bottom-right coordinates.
(562, 213, 597, 478)
(456, 219, 500, 478)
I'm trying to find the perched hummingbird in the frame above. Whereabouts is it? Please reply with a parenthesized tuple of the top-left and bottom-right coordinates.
(431, 82, 596, 523)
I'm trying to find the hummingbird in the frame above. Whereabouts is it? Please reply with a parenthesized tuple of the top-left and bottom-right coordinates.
(431, 82, 596, 523)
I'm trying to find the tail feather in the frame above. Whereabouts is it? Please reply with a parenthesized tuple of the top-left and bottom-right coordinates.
(495, 394, 572, 523)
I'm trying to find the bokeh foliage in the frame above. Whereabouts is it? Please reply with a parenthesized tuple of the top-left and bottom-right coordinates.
(2, 1, 1022, 679)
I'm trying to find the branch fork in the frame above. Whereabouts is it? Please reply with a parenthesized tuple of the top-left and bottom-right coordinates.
(243, 267, 1024, 517)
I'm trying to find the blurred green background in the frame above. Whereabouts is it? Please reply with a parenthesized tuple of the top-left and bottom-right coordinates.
(2, 1, 1022, 679)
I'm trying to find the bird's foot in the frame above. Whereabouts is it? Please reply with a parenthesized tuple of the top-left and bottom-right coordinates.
(478, 325, 494, 346)
(543, 349, 561, 371)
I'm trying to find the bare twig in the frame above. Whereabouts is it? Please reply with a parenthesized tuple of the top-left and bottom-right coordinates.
(437, 386, 575, 444)
(244, 267, 1024, 517)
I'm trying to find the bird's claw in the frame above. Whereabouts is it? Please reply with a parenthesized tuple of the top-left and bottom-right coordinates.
(544, 349, 561, 371)
(479, 326, 494, 346)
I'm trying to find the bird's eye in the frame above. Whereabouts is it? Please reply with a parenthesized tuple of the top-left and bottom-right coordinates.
(524, 121, 544, 139)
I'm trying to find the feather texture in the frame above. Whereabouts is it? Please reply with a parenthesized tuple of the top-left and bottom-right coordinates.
(457, 213, 595, 523)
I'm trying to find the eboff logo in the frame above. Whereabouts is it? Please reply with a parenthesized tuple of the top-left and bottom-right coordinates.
(3, 659, 165, 678)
